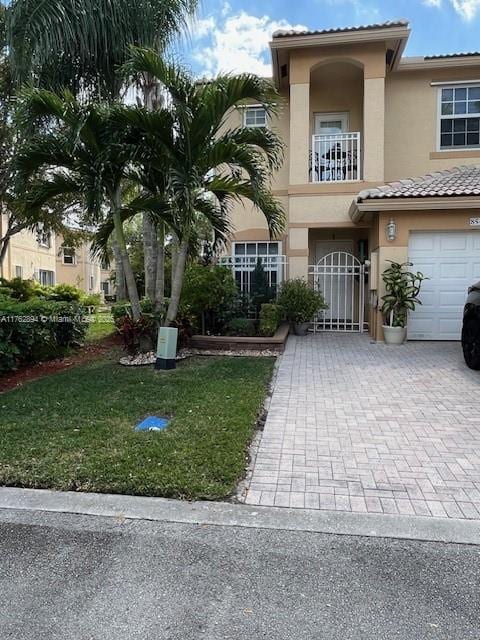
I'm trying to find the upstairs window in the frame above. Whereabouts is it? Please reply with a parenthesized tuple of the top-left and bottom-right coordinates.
(244, 106, 267, 128)
(62, 247, 76, 265)
(439, 85, 480, 149)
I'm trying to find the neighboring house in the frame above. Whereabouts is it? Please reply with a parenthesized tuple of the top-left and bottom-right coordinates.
(55, 235, 114, 298)
(0, 218, 56, 285)
(0, 220, 114, 299)
(221, 19, 480, 342)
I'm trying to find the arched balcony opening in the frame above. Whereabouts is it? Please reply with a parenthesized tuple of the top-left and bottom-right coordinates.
(309, 61, 364, 183)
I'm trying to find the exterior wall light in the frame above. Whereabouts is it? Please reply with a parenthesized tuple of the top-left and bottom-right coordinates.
(386, 218, 397, 242)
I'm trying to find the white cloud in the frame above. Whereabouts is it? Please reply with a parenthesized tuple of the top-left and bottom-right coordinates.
(450, 0, 480, 20)
(191, 5, 307, 77)
(424, 0, 480, 20)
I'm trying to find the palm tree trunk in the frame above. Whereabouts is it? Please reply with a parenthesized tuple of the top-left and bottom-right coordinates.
(165, 237, 188, 326)
(111, 239, 127, 301)
(0, 233, 10, 277)
(154, 221, 165, 313)
(142, 76, 161, 303)
(170, 232, 179, 294)
(111, 190, 142, 320)
(143, 213, 157, 301)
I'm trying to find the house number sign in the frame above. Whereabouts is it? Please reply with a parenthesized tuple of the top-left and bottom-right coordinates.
(470, 217, 480, 227)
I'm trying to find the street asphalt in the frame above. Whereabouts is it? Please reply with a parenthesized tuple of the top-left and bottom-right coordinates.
(0, 508, 479, 639)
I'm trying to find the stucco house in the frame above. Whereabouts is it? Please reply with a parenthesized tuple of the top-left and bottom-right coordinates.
(55, 234, 113, 299)
(0, 220, 113, 299)
(221, 19, 480, 342)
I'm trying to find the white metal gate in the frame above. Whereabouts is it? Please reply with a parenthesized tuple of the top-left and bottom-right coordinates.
(309, 251, 367, 332)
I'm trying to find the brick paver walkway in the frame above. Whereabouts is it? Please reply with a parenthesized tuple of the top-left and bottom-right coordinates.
(244, 334, 480, 519)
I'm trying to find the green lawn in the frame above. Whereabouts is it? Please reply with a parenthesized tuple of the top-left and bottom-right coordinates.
(85, 311, 116, 342)
(0, 355, 274, 499)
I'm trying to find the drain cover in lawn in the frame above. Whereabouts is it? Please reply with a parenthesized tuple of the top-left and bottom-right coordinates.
(135, 416, 170, 432)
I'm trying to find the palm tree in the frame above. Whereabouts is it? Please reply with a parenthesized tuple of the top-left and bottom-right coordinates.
(7, 0, 197, 97)
(7, 0, 198, 302)
(123, 49, 286, 326)
(15, 88, 175, 320)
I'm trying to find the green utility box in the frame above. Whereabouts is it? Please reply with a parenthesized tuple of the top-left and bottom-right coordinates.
(155, 327, 178, 370)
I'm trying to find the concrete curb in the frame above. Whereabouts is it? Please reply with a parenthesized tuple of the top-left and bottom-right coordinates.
(0, 487, 479, 545)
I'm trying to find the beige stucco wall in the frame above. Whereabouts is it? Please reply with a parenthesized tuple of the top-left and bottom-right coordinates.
(55, 236, 102, 294)
(385, 65, 480, 180)
(4, 228, 56, 281)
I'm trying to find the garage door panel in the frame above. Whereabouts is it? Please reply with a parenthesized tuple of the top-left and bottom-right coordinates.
(408, 231, 480, 341)
(439, 262, 469, 278)
(439, 235, 469, 251)
(408, 235, 435, 252)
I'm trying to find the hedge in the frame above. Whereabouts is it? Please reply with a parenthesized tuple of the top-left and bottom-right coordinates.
(0, 299, 87, 374)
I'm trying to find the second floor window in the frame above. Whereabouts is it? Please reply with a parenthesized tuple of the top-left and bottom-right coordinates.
(244, 106, 267, 128)
(439, 85, 480, 149)
(62, 248, 76, 265)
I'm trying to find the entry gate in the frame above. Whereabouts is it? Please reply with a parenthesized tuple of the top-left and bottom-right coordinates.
(309, 251, 368, 332)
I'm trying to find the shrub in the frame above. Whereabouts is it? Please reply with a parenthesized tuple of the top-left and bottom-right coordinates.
(111, 298, 159, 353)
(225, 317, 257, 337)
(259, 303, 282, 337)
(0, 277, 41, 301)
(180, 264, 237, 334)
(250, 259, 274, 315)
(45, 283, 83, 302)
(0, 299, 87, 373)
(82, 293, 101, 309)
(278, 279, 327, 324)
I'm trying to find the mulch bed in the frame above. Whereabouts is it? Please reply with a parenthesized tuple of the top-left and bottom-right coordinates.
(0, 334, 122, 393)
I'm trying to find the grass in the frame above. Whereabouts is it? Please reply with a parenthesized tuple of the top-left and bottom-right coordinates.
(85, 311, 116, 342)
(0, 355, 274, 500)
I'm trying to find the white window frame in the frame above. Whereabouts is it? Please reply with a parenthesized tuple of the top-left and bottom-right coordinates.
(231, 241, 283, 294)
(38, 269, 55, 286)
(243, 104, 268, 129)
(15, 265, 23, 279)
(62, 247, 76, 265)
(314, 112, 349, 135)
(437, 83, 480, 151)
(89, 275, 95, 291)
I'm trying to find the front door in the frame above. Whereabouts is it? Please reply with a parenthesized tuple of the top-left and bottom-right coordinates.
(315, 241, 354, 324)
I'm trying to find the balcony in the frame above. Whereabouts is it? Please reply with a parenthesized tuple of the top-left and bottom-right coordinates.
(310, 132, 361, 183)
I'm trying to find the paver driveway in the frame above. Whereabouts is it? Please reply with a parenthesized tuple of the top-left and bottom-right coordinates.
(244, 334, 480, 519)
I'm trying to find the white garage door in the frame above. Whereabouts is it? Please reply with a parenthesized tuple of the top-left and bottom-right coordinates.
(408, 231, 480, 340)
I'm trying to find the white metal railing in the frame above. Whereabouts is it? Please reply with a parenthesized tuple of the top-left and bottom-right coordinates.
(219, 255, 287, 294)
(310, 132, 361, 183)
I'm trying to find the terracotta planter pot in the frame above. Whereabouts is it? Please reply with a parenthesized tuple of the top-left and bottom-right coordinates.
(382, 325, 407, 345)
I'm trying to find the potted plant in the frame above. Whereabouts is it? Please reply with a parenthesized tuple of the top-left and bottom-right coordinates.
(381, 261, 427, 345)
(278, 278, 327, 336)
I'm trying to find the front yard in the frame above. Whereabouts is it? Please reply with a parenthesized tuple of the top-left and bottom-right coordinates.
(0, 355, 274, 500)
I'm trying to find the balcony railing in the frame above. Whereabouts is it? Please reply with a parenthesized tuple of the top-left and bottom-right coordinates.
(310, 132, 361, 183)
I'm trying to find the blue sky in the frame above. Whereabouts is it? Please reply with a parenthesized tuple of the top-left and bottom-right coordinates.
(180, 0, 480, 76)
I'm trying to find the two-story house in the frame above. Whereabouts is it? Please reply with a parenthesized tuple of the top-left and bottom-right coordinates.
(221, 20, 480, 342)
(0, 220, 113, 299)
(55, 235, 114, 299)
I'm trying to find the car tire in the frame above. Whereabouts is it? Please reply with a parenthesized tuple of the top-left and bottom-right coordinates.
(462, 315, 480, 370)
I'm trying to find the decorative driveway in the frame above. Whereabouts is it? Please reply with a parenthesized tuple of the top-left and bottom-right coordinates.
(244, 334, 480, 519)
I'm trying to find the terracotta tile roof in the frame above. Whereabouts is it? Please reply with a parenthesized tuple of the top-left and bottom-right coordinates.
(356, 165, 480, 202)
(425, 52, 480, 60)
(272, 20, 409, 39)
